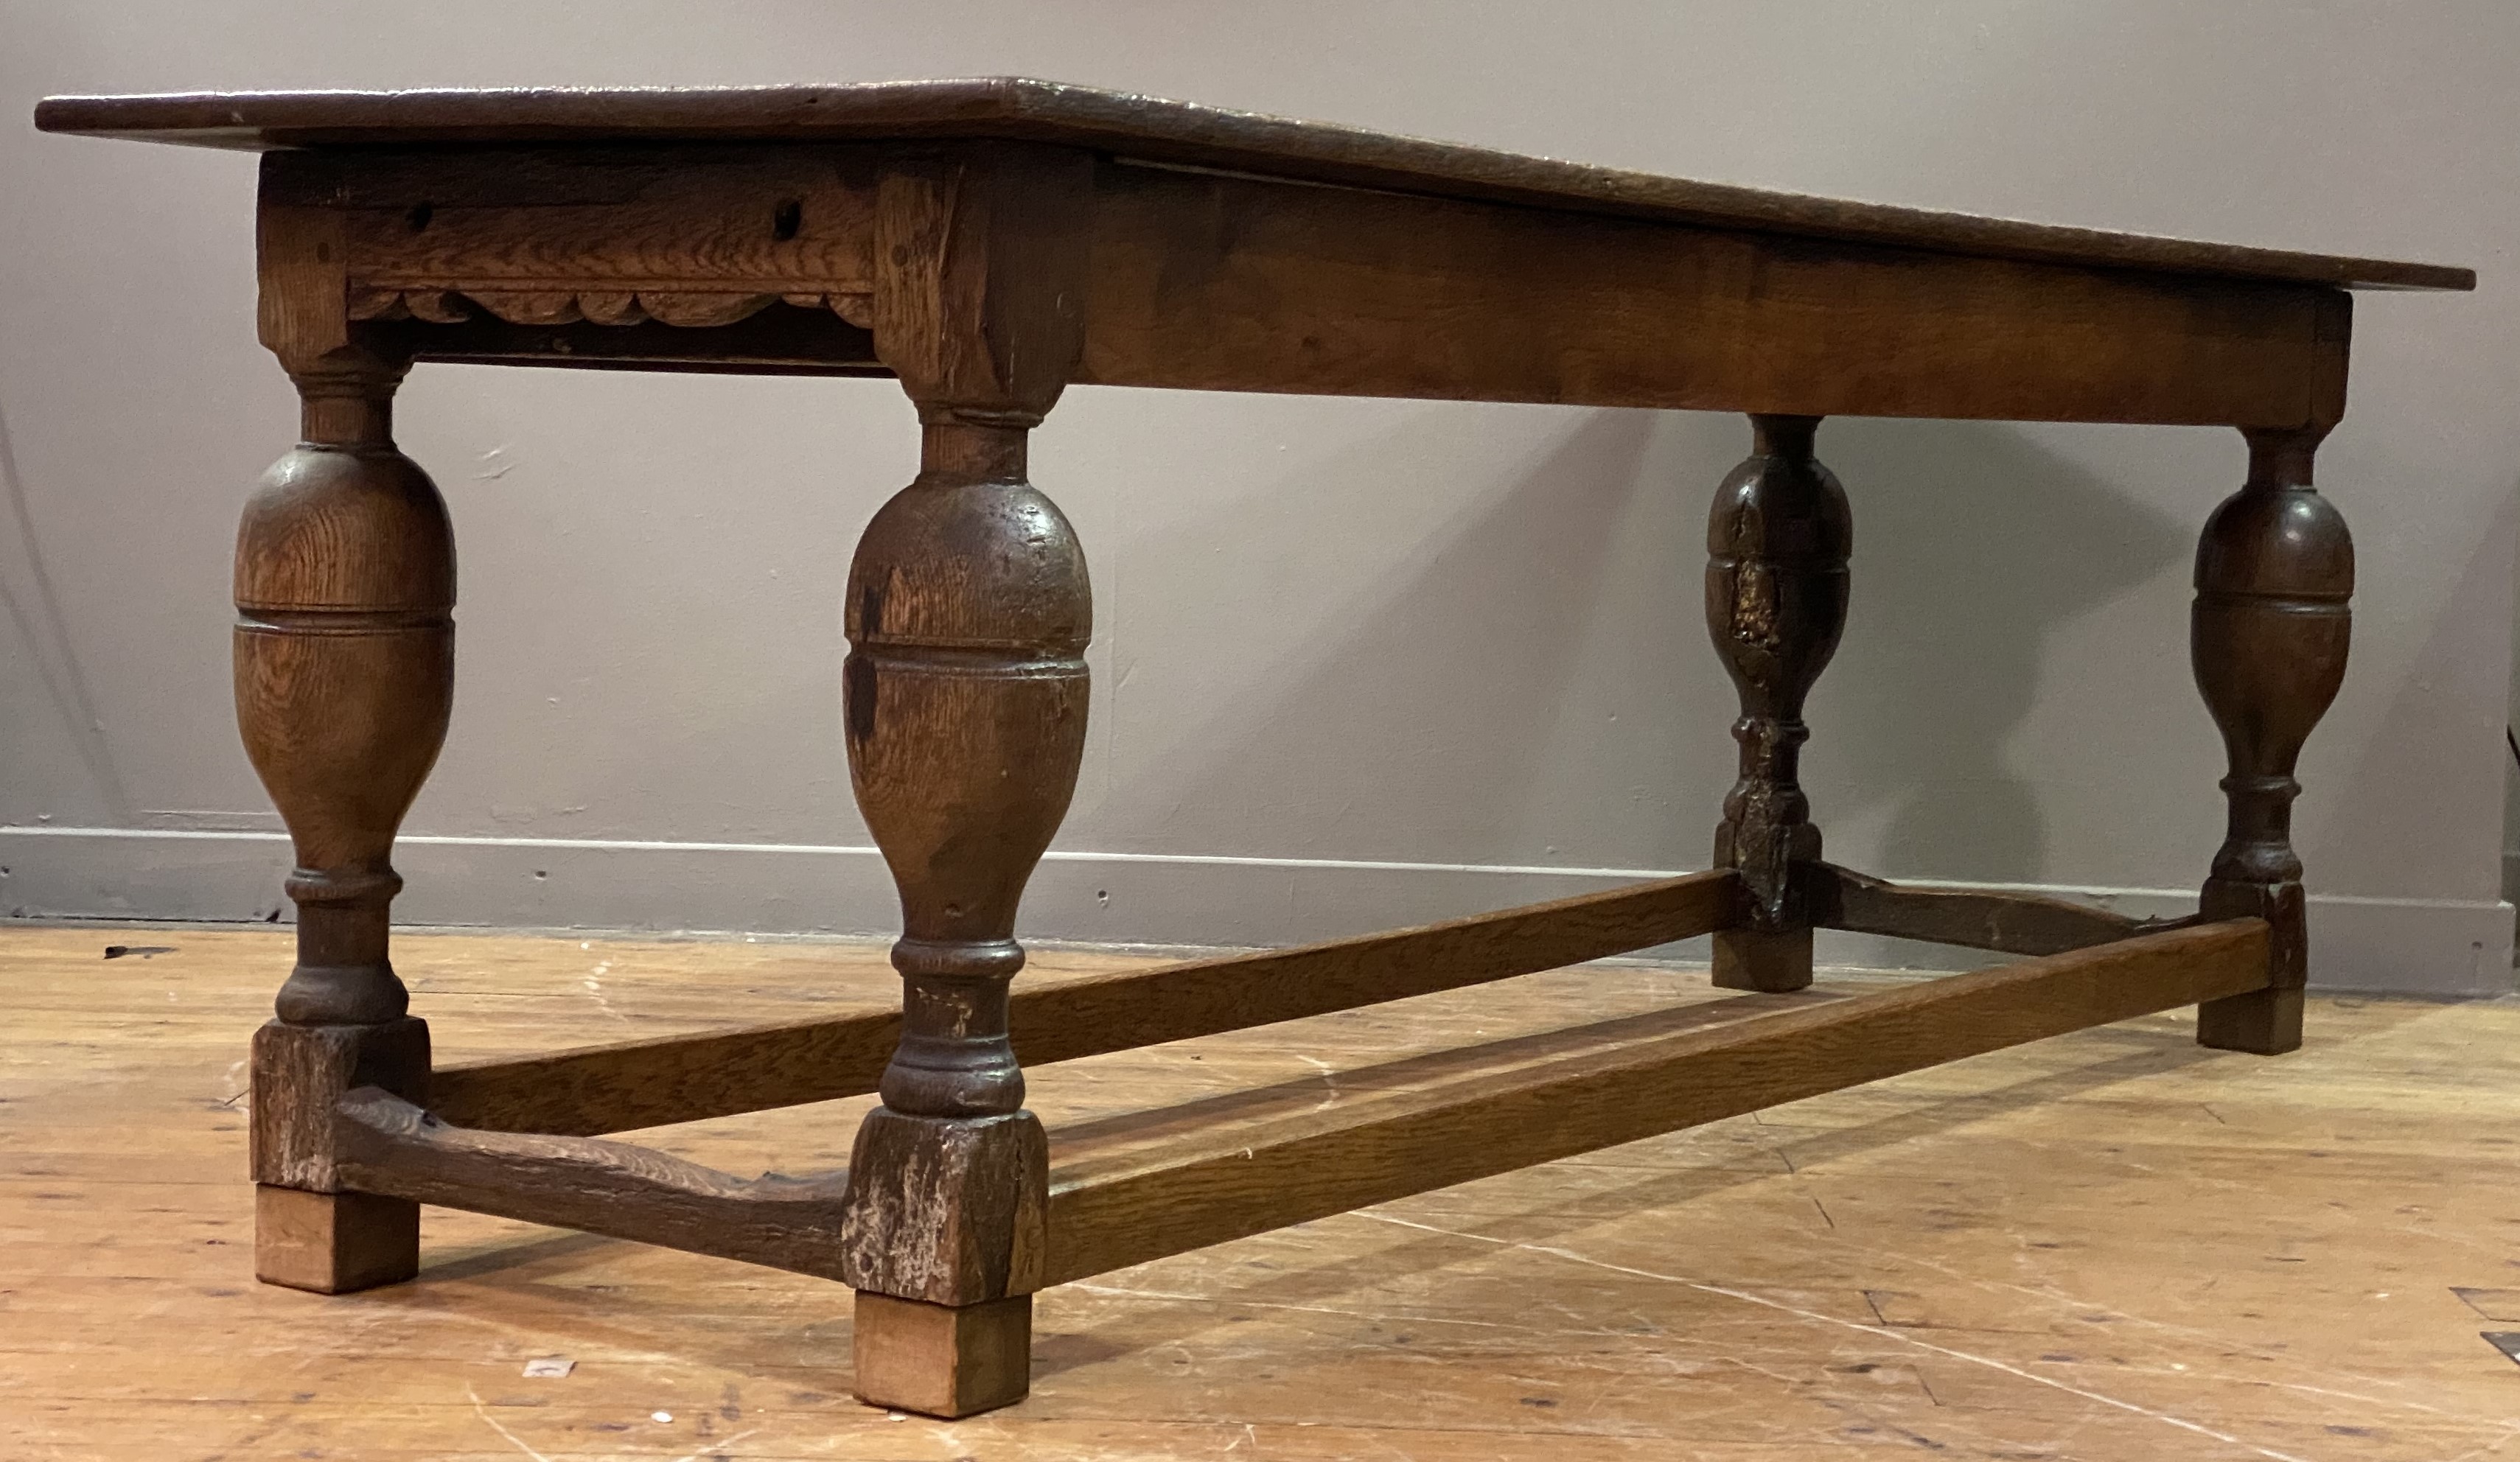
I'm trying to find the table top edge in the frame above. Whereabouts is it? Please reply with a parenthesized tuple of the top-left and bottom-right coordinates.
(31, 78, 2476, 293)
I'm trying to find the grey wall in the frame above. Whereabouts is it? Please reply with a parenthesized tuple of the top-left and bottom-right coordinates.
(4, 1, 2514, 993)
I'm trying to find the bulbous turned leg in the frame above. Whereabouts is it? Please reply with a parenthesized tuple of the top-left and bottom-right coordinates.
(1706, 416, 1852, 992)
(237, 343, 450, 1292)
(2192, 427, 2353, 1054)
(838, 416, 1087, 1418)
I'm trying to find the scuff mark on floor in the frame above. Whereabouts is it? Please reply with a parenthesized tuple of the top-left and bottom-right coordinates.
(581, 959, 630, 1023)
(1359, 1211, 2321, 1462)
(1067, 1279, 1632, 1341)
(666, 1427, 760, 1462)
(1860, 1234, 2492, 1423)
(463, 1383, 554, 1462)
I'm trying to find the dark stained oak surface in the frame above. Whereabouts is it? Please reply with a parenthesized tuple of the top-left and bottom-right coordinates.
(35, 78, 2472, 291)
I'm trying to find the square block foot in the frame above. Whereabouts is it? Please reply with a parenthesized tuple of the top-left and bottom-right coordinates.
(853, 1291, 1032, 1418)
(2196, 986, 2303, 1055)
(255, 1184, 419, 1293)
(1712, 927, 1813, 993)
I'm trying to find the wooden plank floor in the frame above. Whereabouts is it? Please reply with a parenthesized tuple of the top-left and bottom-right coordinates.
(5, 923, 2516, 1460)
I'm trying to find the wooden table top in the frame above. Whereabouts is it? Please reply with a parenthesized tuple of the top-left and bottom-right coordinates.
(35, 78, 2471, 293)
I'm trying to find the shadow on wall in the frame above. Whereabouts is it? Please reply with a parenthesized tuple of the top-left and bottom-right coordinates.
(2322, 470, 2520, 906)
(1100, 406, 2189, 884)
(1816, 418, 2191, 884)
(0, 393, 134, 823)
(1093, 408, 1672, 865)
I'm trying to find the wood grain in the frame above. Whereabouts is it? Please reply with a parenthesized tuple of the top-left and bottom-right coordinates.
(256, 146, 882, 329)
(251, 1185, 420, 1295)
(834, 146, 1102, 1394)
(870, 142, 1092, 420)
(254, 200, 352, 371)
(851, 1292, 1033, 1418)
(428, 1008, 899, 1136)
(1043, 919, 2271, 1284)
(1807, 861, 2191, 957)
(371, 913, 2271, 1298)
(248, 1016, 429, 1293)
(427, 870, 1738, 1136)
(233, 343, 452, 1028)
(2191, 427, 2355, 1054)
(837, 1108, 1046, 1306)
(334, 1088, 853, 1280)
(250, 1016, 429, 1191)
(1079, 161, 2353, 425)
(16, 923, 2520, 1458)
(231, 133, 2395, 429)
(1706, 417, 1849, 990)
(34, 80, 2472, 290)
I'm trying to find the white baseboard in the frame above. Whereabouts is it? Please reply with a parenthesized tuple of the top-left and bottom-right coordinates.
(3, 826, 2510, 997)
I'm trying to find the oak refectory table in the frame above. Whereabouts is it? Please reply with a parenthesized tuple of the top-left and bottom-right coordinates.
(35, 80, 2474, 1419)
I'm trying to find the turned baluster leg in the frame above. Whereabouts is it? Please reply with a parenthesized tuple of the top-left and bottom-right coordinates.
(2191, 427, 2353, 1054)
(238, 342, 453, 1290)
(837, 419, 1086, 1416)
(1706, 415, 1853, 992)
(839, 141, 1094, 1419)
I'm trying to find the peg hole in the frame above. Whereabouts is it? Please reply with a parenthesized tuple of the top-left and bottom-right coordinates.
(772, 199, 803, 241)
(405, 203, 434, 233)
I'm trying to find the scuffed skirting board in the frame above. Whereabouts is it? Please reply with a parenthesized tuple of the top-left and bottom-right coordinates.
(2, 826, 2510, 997)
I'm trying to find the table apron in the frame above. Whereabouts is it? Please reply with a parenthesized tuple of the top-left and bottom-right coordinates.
(1075, 160, 2345, 427)
(256, 144, 2347, 426)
